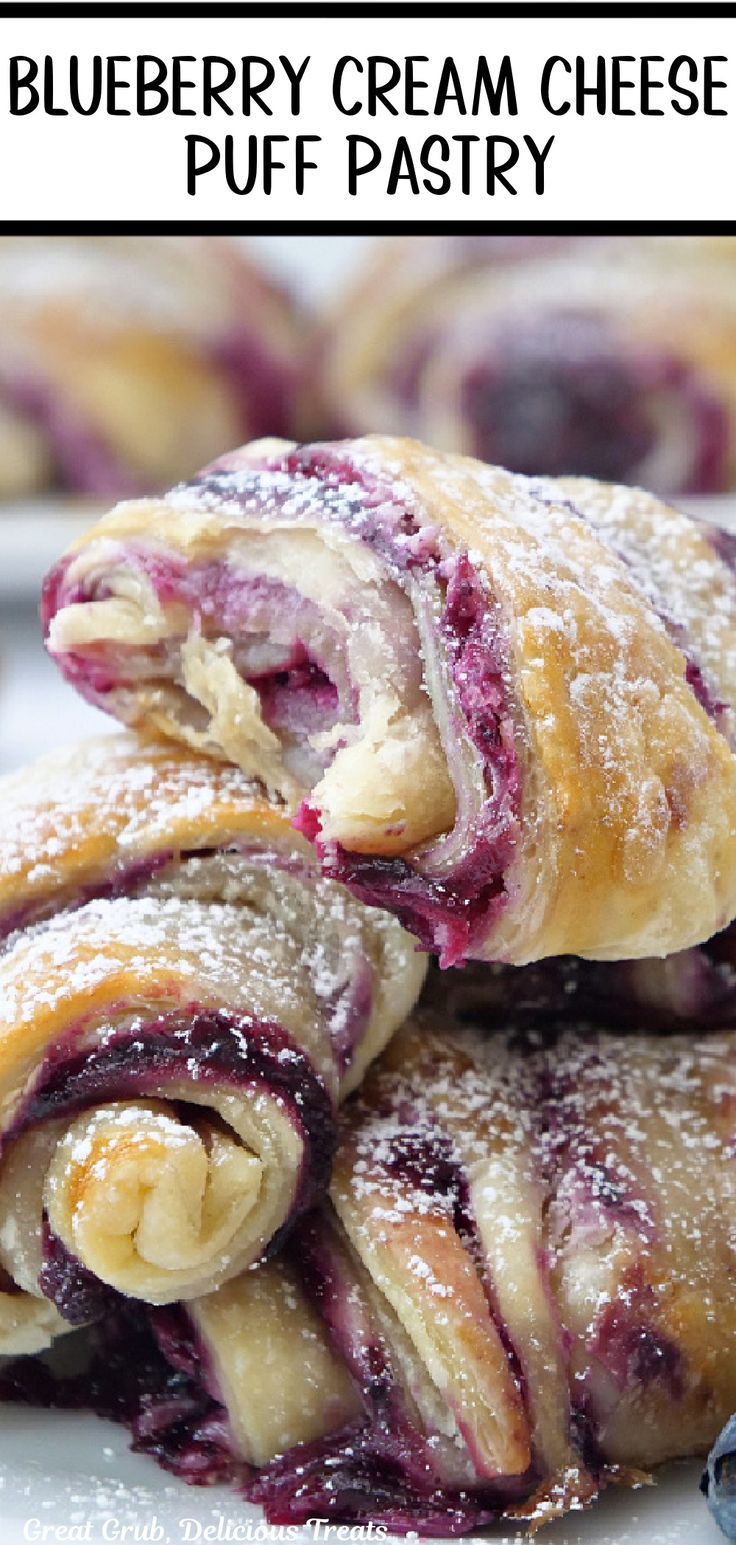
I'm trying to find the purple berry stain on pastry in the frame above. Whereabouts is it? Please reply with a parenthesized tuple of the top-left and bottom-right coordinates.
(43, 445, 523, 967)
(295, 505, 520, 966)
(252, 1216, 507, 1532)
(274, 1106, 535, 1530)
(246, 1424, 501, 1536)
(39, 1222, 120, 1326)
(5, 1011, 336, 1322)
(0, 1304, 242, 1486)
(0, 848, 175, 943)
(592, 1299, 684, 1399)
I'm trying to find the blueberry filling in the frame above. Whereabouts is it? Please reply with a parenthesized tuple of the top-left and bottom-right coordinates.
(433, 918, 736, 1035)
(314, 552, 519, 965)
(461, 312, 729, 493)
(0, 848, 174, 945)
(0, 1304, 241, 1486)
(279, 1120, 538, 1530)
(5, 1011, 336, 1321)
(39, 1222, 121, 1326)
(0, 1315, 496, 1531)
(44, 446, 523, 967)
(245, 1424, 501, 1537)
(253, 658, 339, 739)
(592, 1299, 684, 1400)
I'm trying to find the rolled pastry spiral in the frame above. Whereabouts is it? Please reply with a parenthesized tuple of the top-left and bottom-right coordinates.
(0, 236, 306, 498)
(36, 1014, 736, 1531)
(321, 235, 736, 495)
(44, 434, 736, 966)
(0, 736, 424, 1353)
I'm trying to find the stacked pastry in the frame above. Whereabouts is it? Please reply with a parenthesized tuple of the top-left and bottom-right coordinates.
(320, 237, 736, 495)
(0, 736, 423, 1355)
(3, 433, 736, 1533)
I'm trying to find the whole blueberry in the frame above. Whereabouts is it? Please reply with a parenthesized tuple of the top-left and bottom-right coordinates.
(703, 1416, 736, 1539)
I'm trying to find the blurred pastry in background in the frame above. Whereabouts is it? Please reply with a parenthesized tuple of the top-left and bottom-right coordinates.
(320, 236, 736, 496)
(0, 237, 307, 498)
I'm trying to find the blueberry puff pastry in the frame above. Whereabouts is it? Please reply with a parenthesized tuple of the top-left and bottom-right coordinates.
(321, 236, 736, 495)
(49, 1016, 736, 1532)
(0, 736, 424, 1351)
(0, 237, 306, 498)
(44, 435, 736, 966)
(251, 1018, 736, 1532)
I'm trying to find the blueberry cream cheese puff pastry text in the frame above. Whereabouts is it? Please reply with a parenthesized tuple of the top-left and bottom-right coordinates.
(43, 435, 736, 965)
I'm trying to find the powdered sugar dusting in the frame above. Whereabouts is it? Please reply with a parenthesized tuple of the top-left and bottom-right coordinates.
(553, 474, 736, 742)
(0, 893, 272, 1030)
(45, 435, 736, 964)
(0, 734, 273, 930)
(323, 1016, 736, 1508)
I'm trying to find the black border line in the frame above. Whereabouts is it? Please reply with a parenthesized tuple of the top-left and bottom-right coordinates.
(1, 1, 733, 233)
(2, 221, 736, 236)
(2, 3, 735, 14)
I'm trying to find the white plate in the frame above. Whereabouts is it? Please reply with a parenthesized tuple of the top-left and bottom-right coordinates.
(0, 1407, 723, 1545)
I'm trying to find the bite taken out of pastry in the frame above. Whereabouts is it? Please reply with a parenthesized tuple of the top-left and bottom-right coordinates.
(43, 434, 736, 966)
(0, 736, 424, 1355)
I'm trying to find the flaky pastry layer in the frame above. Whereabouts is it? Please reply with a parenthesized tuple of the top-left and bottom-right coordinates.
(44, 435, 736, 965)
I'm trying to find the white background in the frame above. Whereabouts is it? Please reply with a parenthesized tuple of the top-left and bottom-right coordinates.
(0, 15, 734, 219)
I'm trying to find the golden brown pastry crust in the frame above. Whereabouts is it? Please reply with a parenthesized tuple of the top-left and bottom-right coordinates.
(45, 437, 736, 964)
(0, 736, 424, 1349)
(190, 1259, 362, 1467)
(0, 733, 306, 934)
(300, 1014, 736, 1522)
